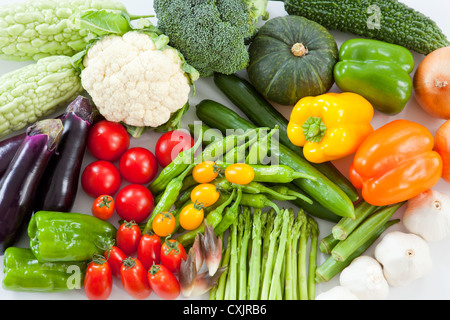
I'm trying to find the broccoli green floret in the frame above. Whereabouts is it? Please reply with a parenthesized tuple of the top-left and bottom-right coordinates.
(153, 0, 269, 77)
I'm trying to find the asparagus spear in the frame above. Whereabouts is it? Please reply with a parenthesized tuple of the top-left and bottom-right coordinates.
(298, 211, 311, 300)
(238, 207, 252, 300)
(308, 216, 319, 300)
(215, 233, 231, 300)
(260, 211, 283, 300)
(224, 219, 239, 300)
(269, 209, 290, 300)
(261, 209, 275, 289)
(284, 209, 295, 300)
(248, 209, 263, 300)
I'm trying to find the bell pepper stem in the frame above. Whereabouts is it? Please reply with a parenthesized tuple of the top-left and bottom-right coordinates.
(302, 116, 327, 143)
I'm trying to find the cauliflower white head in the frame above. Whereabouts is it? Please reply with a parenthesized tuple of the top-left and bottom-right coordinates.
(81, 31, 193, 128)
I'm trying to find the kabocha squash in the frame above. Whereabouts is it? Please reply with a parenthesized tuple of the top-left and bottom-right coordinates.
(247, 15, 338, 106)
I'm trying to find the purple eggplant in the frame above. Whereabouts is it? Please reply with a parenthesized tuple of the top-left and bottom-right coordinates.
(33, 96, 94, 213)
(0, 119, 63, 253)
(0, 132, 26, 179)
(0, 114, 65, 181)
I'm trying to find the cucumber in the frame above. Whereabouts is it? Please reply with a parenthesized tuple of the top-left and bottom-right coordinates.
(283, 0, 449, 55)
(213, 73, 359, 202)
(195, 99, 355, 220)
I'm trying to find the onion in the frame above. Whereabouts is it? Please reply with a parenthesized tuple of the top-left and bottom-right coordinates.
(413, 46, 450, 119)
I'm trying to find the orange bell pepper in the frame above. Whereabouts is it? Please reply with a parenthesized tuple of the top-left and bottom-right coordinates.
(349, 119, 443, 206)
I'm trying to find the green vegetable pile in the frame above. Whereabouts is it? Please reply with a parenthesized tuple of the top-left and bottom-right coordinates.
(210, 208, 319, 300)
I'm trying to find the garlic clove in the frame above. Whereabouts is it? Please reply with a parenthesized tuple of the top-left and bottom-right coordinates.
(374, 231, 432, 287)
(316, 286, 360, 300)
(402, 189, 450, 242)
(339, 255, 389, 300)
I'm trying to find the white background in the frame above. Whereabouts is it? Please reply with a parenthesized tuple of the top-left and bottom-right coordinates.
(0, 0, 449, 300)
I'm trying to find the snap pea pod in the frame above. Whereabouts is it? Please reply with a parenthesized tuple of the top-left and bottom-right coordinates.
(239, 193, 281, 215)
(214, 162, 316, 184)
(177, 189, 236, 247)
(214, 188, 243, 235)
(149, 130, 203, 195)
(143, 164, 195, 234)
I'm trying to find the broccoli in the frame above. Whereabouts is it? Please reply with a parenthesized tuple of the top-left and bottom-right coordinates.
(153, 0, 269, 77)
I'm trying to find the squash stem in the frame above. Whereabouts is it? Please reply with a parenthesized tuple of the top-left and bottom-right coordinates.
(291, 43, 308, 57)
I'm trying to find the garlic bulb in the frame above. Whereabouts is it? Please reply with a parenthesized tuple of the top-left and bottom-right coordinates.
(402, 189, 450, 242)
(374, 231, 432, 287)
(316, 286, 359, 300)
(339, 255, 389, 300)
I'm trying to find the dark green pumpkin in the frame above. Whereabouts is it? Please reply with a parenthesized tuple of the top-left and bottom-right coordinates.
(247, 15, 339, 106)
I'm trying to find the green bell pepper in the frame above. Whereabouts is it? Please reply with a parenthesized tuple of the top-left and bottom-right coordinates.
(28, 211, 117, 262)
(334, 38, 414, 115)
(2, 247, 87, 292)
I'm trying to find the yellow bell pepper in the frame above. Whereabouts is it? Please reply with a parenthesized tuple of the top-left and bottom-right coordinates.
(287, 92, 374, 163)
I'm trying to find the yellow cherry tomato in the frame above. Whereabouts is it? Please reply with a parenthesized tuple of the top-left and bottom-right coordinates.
(179, 202, 204, 230)
(190, 183, 220, 207)
(152, 211, 176, 237)
(225, 163, 255, 185)
(192, 161, 219, 183)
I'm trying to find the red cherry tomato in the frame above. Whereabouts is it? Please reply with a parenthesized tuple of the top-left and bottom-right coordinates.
(116, 221, 141, 255)
(115, 184, 154, 223)
(88, 120, 130, 162)
(160, 238, 187, 274)
(81, 161, 122, 198)
(120, 257, 151, 300)
(84, 256, 112, 300)
(137, 233, 161, 271)
(92, 195, 115, 220)
(148, 264, 180, 300)
(119, 147, 158, 184)
(155, 130, 194, 168)
(103, 244, 127, 279)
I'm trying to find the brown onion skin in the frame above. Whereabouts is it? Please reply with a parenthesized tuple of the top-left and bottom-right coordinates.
(414, 46, 450, 119)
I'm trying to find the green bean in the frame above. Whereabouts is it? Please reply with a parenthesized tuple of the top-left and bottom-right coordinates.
(215, 162, 316, 184)
(143, 164, 194, 234)
(176, 189, 236, 247)
(267, 184, 313, 204)
(331, 202, 405, 262)
(149, 130, 203, 194)
(239, 193, 281, 215)
(214, 188, 243, 235)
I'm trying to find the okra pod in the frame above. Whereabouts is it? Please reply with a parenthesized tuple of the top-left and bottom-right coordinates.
(331, 202, 405, 262)
(315, 219, 400, 283)
(332, 201, 385, 240)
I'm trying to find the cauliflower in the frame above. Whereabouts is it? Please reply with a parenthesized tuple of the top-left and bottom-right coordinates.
(80, 31, 198, 129)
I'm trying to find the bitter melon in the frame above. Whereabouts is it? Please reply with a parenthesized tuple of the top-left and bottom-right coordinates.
(283, 0, 449, 55)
